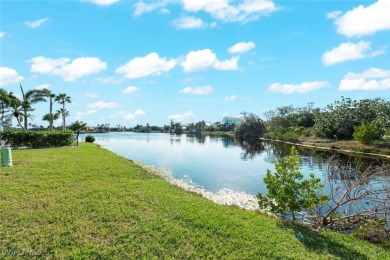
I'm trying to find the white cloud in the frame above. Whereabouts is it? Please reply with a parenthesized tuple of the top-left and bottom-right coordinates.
(82, 0, 119, 6)
(116, 52, 176, 79)
(96, 76, 124, 84)
(168, 110, 196, 122)
(268, 81, 329, 94)
(110, 109, 146, 120)
(181, 49, 239, 72)
(179, 86, 213, 95)
(330, 0, 390, 37)
(181, 0, 278, 22)
(133, 1, 278, 23)
(122, 86, 140, 94)
(326, 11, 342, 19)
(0, 32, 5, 38)
(34, 83, 51, 90)
(339, 68, 390, 91)
(322, 41, 385, 66)
(0, 67, 24, 87)
(74, 109, 98, 120)
(28, 56, 107, 81)
(134, 1, 170, 16)
(85, 92, 98, 98)
(25, 18, 49, 28)
(172, 16, 206, 29)
(228, 41, 255, 54)
(134, 109, 146, 115)
(225, 95, 236, 101)
(87, 101, 119, 109)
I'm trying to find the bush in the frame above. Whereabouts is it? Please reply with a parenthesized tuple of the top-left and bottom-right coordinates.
(353, 122, 377, 144)
(257, 146, 327, 220)
(281, 132, 299, 142)
(352, 218, 390, 248)
(0, 130, 73, 148)
(85, 135, 95, 143)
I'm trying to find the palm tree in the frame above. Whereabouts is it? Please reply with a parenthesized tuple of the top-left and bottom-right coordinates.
(56, 107, 70, 130)
(0, 88, 10, 123)
(42, 113, 59, 129)
(40, 88, 57, 131)
(20, 84, 47, 130)
(68, 120, 87, 146)
(7, 92, 25, 129)
(55, 93, 71, 130)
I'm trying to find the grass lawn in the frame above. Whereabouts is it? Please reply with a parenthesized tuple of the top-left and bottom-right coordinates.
(0, 143, 389, 259)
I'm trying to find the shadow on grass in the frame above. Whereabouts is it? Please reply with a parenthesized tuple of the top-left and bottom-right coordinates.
(278, 220, 369, 260)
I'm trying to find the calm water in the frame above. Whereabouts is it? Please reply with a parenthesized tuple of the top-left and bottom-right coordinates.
(82, 132, 389, 210)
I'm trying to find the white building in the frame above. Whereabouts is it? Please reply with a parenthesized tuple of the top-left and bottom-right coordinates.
(222, 116, 242, 125)
(0, 119, 13, 131)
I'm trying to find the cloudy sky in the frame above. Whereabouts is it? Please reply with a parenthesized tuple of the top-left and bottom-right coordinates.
(0, 0, 389, 127)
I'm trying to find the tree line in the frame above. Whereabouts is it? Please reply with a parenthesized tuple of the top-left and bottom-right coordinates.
(0, 85, 72, 131)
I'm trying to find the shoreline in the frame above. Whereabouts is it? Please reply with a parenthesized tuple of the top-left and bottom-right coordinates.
(259, 137, 390, 160)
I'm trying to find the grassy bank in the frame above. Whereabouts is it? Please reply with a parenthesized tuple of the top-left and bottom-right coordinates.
(0, 144, 388, 259)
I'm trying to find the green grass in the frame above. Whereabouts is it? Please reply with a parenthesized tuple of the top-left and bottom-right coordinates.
(0, 143, 388, 259)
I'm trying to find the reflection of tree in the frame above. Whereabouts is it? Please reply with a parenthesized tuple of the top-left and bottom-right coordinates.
(263, 141, 290, 163)
(235, 137, 265, 160)
(187, 133, 206, 144)
(221, 136, 236, 148)
(169, 134, 182, 146)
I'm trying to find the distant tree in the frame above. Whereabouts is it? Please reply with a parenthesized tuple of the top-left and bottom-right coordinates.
(55, 93, 71, 130)
(0, 88, 11, 123)
(40, 88, 57, 131)
(69, 121, 88, 146)
(56, 108, 70, 130)
(6, 92, 25, 129)
(234, 112, 265, 139)
(314, 97, 390, 139)
(42, 113, 59, 129)
(20, 84, 47, 130)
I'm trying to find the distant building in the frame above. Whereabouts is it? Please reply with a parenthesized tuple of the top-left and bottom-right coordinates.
(0, 119, 13, 131)
(222, 116, 242, 125)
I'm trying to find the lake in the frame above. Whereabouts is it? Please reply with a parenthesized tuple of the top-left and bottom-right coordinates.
(82, 132, 390, 211)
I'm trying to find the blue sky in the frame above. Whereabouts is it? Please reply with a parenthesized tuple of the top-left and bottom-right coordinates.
(0, 0, 389, 127)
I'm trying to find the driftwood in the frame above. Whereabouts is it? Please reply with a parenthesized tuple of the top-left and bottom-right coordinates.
(312, 156, 390, 228)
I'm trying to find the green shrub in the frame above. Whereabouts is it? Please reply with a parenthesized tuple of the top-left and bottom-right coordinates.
(85, 135, 95, 143)
(353, 122, 377, 144)
(281, 132, 299, 142)
(257, 146, 327, 220)
(352, 218, 390, 248)
(0, 130, 73, 148)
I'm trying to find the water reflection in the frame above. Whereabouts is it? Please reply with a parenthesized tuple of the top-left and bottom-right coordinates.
(84, 132, 389, 212)
(234, 138, 265, 161)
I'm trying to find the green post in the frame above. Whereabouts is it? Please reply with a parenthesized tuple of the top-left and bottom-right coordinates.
(1, 147, 13, 167)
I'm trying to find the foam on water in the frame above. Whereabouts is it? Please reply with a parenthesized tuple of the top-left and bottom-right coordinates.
(140, 163, 260, 211)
